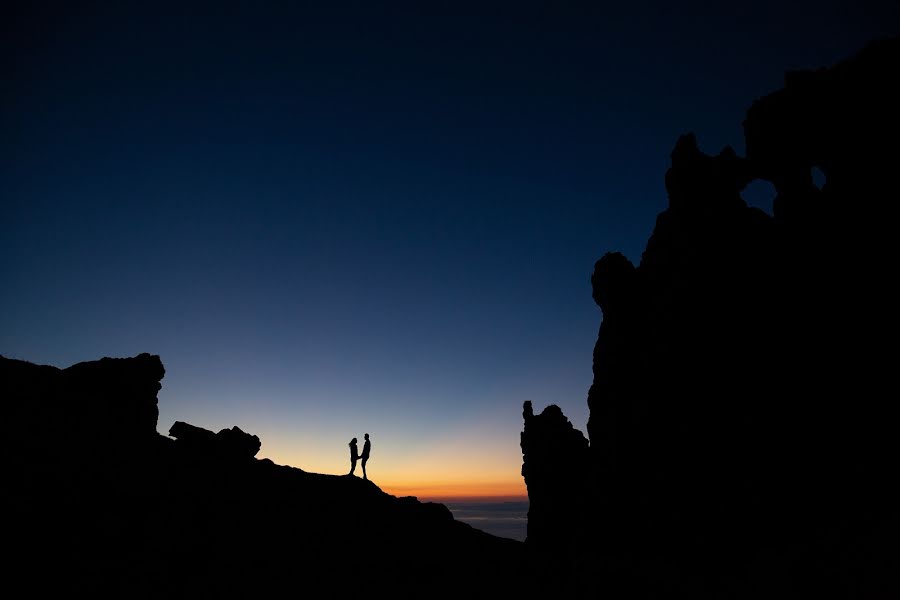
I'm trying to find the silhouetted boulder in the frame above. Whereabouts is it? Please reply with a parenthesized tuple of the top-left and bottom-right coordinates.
(216, 424, 262, 457)
(169, 421, 262, 459)
(168, 419, 218, 447)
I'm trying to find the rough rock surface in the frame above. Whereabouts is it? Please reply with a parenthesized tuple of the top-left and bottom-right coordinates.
(521, 36, 900, 598)
(169, 421, 262, 459)
(4, 353, 527, 598)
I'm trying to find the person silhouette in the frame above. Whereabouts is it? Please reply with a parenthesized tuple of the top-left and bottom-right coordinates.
(348, 437, 359, 476)
(360, 433, 371, 480)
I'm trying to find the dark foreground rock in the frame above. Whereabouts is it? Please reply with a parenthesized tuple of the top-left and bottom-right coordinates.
(6, 35, 899, 600)
(522, 37, 900, 599)
(3, 353, 527, 598)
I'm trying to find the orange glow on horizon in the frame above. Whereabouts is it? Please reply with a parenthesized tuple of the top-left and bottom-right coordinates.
(258, 425, 530, 504)
(379, 480, 527, 502)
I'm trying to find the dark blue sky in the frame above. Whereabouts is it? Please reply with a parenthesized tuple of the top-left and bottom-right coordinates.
(3, 1, 898, 496)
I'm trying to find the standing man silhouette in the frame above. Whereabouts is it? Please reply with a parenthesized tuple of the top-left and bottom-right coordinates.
(360, 433, 371, 480)
(348, 437, 359, 476)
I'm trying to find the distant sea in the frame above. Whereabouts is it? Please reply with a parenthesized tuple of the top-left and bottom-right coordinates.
(442, 499, 529, 542)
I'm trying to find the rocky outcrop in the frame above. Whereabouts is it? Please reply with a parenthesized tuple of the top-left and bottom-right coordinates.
(521, 36, 900, 598)
(6, 351, 165, 484)
(520, 401, 593, 595)
(6, 352, 164, 443)
(169, 421, 262, 459)
(520, 401, 590, 550)
(4, 353, 528, 598)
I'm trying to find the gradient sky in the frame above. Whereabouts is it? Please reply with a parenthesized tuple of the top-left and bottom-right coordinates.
(3, 1, 898, 499)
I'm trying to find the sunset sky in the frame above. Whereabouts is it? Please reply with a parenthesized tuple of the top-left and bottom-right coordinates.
(3, 1, 898, 500)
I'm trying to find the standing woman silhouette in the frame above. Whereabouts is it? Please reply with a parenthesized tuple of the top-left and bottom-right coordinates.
(348, 437, 359, 476)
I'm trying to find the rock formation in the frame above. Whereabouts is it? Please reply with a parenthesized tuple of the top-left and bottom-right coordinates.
(521, 36, 900, 598)
(6, 34, 899, 600)
(3, 353, 528, 597)
(520, 401, 590, 546)
(169, 420, 262, 459)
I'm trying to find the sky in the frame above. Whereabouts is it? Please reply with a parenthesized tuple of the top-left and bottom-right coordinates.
(3, 1, 898, 500)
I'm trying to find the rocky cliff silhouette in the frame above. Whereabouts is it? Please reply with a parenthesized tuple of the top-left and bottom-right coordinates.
(4, 353, 527, 598)
(522, 37, 899, 598)
(6, 36, 899, 600)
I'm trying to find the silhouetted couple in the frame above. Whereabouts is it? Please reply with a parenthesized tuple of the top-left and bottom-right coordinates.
(348, 433, 371, 479)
